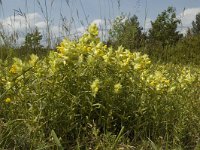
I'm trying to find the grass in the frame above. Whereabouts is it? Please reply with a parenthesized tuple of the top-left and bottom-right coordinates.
(0, 1, 200, 149)
(0, 24, 200, 149)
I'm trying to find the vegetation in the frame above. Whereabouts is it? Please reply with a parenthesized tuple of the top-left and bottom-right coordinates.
(0, 28, 48, 61)
(0, 1, 200, 149)
(146, 34, 200, 65)
(148, 7, 182, 48)
(191, 12, 200, 35)
(22, 27, 43, 53)
(108, 14, 145, 50)
(0, 24, 200, 149)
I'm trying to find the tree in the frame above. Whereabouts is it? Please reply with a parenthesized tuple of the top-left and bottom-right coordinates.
(23, 27, 43, 53)
(191, 12, 200, 35)
(148, 7, 182, 47)
(108, 14, 145, 50)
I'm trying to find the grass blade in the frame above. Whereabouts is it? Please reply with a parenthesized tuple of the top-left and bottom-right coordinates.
(51, 130, 64, 150)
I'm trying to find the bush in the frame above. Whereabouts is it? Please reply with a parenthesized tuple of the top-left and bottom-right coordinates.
(144, 34, 200, 65)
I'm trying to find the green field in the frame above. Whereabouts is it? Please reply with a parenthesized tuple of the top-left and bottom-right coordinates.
(0, 24, 200, 149)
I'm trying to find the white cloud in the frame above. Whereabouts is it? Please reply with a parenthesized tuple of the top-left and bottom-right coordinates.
(1, 13, 43, 32)
(144, 18, 152, 31)
(76, 19, 106, 33)
(35, 21, 46, 29)
(0, 12, 62, 45)
(77, 26, 86, 33)
(179, 8, 200, 26)
(74, 19, 110, 40)
(178, 7, 200, 34)
(91, 19, 105, 27)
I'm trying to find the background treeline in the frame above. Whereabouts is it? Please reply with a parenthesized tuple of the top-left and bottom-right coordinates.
(1, 7, 200, 65)
(0, 27, 49, 60)
(108, 7, 200, 65)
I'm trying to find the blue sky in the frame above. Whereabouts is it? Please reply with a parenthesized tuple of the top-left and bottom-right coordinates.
(0, 0, 200, 43)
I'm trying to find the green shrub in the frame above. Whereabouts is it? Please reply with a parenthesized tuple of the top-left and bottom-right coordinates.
(143, 34, 200, 65)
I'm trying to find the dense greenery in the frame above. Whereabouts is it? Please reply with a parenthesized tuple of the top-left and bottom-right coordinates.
(0, 28, 48, 61)
(108, 14, 145, 50)
(0, 24, 200, 149)
(148, 7, 182, 48)
(191, 12, 200, 35)
(146, 34, 200, 65)
(22, 27, 43, 53)
(108, 7, 200, 66)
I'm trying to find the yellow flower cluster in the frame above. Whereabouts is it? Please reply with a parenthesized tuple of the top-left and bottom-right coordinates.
(133, 53, 151, 71)
(56, 24, 152, 75)
(91, 79, 100, 97)
(114, 47, 151, 72)
(57, 39, 74, 55)
(88, 23, 99, 36)
(9, 58, 23, 74)
(5, 97, 11, 103)
(55, 24, 161, 95)
(114, 83, 122, 94)
(178, 67, 196, 88)
(29, 54, 39, 66)
(5, 23, 198, 103)
(144, 71, 170, 92)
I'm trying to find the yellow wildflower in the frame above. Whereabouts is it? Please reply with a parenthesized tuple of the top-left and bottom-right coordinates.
(5, 81, 12, 90)
(78, 54, 84, 63)
(88, 24, 99, 36)
(57, 46, 65, 54)
(29, 54, 39, 66)
(103, 54, 109, 63)
(5, 98, 11, 103)
(114, 83, 122, 94)
(87, 46, 92, 51)
(91, 79, 100, 97)
(9, 64, 17, 73)
(9, 58, 23, 74)
(134, 63, 142, 70)
(57, 39, 71, 54)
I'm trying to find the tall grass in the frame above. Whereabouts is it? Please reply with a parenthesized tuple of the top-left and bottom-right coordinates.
(0, 24, 200, 149)
(0, 1, 200, 149)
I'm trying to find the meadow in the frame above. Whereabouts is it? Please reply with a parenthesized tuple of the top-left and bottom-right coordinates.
(1, 1, 200, 149)
(0, 24, 200, 149)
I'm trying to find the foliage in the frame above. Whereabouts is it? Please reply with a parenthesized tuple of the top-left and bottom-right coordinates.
(144, 34, 200, 65)
(108, 14, 145, 50)
(148, 7, 182, 47)
(0, 27, 48, 61)
(22, 27, 43, 53)
(191, 12, 200, 35)
(0, 24, 200, 149)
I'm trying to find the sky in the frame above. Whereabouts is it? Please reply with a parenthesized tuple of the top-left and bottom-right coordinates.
(0, 0, 200, 44)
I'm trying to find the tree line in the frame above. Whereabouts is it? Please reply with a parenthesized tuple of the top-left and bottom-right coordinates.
(107, 7, 200, 64)
(108, 7, 200, 49)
